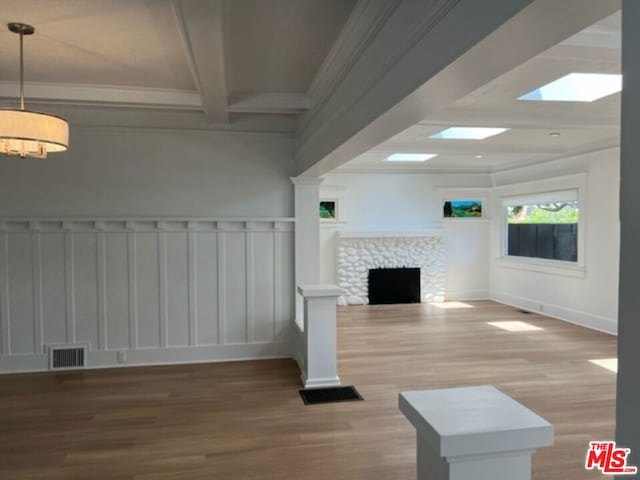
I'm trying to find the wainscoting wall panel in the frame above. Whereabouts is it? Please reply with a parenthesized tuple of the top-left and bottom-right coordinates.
(0, 219, 295, 373)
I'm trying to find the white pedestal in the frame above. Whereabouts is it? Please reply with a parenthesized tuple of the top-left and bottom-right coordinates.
(399, 385, 554, 480)
(297, 284, 342, 388)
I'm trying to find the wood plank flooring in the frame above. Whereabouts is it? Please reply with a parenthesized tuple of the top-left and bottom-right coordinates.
(0, 301, 616, 479)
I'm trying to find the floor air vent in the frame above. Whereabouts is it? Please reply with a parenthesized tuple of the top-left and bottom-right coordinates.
(299, 386, 363, 405)
(49, 345, 87, 370)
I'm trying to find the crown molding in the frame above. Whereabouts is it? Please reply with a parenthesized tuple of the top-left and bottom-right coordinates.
(299, 0, 459, 139)
(302, 0, 402, 131)
(290, 176, 324, 186)
(333, 166, 492, 175)
(228, 93, 310, 115)
(19, 103, 297, 135)
(0, 82, 202, 110)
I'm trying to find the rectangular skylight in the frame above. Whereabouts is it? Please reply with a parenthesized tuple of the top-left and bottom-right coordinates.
(430, 127, 510, 140)
(519, 73, 622, 102)
(385, 153, 438, 162)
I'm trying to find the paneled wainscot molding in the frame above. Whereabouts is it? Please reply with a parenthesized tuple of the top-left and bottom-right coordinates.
(0, 218, 295, 373)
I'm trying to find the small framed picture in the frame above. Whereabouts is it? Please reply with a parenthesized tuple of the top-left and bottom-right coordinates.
(443, 200, 483, 218)
(320, 199, 338, 221)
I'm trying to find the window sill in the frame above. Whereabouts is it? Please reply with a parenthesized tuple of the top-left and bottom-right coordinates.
(495, 256, 586, 278)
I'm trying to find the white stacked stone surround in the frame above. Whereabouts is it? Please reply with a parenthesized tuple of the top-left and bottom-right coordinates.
(336, 233, 445, 305)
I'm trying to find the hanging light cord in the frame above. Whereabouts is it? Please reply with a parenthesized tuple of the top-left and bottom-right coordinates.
(18, 27, 24, 110)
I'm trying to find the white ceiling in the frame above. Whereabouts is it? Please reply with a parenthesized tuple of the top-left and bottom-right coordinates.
(0, 0, 356, 119)
(0, 0, 194, 89)
(228, 0, 355, 94)
(341, 11, 621, 173)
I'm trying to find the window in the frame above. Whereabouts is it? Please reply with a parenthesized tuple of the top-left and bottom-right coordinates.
(504, 190, 578, 262)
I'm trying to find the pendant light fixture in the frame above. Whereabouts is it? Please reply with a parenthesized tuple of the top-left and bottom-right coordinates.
(0, 22, 69, 159)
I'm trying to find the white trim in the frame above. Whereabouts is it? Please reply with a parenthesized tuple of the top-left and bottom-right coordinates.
(1, 342, 290, 374)
(301, 373, 341, 389)
(338, 230, 443, 239)
(334, 166, 493, 174)
(227, 93, 310, 114)
(494, 257, 586, 278)
(0, 81, 202, 110)
(290, 177, 324, 186)
(304, 1, 402, 131)
(495, 173, 587, 269)
(0, 218, 294, 233)
(490, 292, 617, 335)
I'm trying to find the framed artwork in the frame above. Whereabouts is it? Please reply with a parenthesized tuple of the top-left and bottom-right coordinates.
(320, 199, 338, 221)
(443, 200, 483, 218)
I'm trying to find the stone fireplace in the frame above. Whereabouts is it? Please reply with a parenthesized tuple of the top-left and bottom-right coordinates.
(336, 232, 445, 305)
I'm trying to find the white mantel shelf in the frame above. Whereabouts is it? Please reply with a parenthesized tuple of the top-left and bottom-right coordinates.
(338, 230, 443, 239)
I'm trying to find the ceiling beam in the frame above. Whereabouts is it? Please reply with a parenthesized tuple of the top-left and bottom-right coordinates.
(295, 0, 621, 177)
(362, 142, 568, 156)
(173, 0, 229, 123)
(418, 107, 620, 130)
(0, 82, 202, 110)
(227, 93, 310, 115)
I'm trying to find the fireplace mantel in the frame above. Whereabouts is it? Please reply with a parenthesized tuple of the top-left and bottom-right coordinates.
(338, 229, 443, 239)
(336, 233, 445, 306)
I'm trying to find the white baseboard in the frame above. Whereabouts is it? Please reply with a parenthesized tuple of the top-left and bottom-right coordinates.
(300, 372, 341, 389)
(490, 292, 617, 335)
(0, 342, 291, 374)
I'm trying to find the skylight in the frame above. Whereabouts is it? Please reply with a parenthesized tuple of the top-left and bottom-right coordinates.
(385, 153, 438, 162)
(430, 127, 510, 140)
(519, 73, 622, 102)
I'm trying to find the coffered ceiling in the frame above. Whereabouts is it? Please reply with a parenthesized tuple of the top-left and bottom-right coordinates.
(0, 1, 622, 174)
(340, 11, 621, 173)
(0, 0, 355, 122)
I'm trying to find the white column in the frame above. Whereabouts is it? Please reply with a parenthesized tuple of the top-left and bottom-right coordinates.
(618, 1, 640, 466)
(291, 177, 323, 324)
(399, 386, 553, 480)
(297, 285, 342, 388)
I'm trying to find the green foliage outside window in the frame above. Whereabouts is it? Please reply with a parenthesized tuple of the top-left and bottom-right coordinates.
(507, 201, 578, 224)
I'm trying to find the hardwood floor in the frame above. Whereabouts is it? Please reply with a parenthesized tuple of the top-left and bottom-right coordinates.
(0, 301, 616, 479)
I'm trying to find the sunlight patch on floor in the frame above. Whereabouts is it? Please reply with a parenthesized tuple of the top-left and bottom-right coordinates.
(589, 358, 618, 373)
(486, 321, 543, 332)
(430, 301, 475, 309)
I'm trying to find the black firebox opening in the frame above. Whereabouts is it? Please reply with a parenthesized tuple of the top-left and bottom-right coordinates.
(368, 267, 420, 305)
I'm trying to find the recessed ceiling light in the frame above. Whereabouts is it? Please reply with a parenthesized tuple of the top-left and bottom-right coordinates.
(519, 73, 622, 102)
(475, 154, 484, 159)
(385, 153, 438, 162)
(549, 132, 561, 137)
(430, 127, 510, 140)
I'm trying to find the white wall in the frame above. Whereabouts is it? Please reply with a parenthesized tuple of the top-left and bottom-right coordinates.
(0, 127, 296, 373)
(0, 127, 295, 217)
(319, 172, 492, 300)
(490, 148, 620, 334)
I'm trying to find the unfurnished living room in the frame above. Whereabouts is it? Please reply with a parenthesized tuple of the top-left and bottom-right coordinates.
(0, 1, 638, 479)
